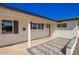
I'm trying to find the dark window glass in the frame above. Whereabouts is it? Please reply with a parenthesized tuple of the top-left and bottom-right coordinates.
(2, 20, 12, 34)
(14, 21, 19, 34)
(31, 22, 44, 30)
(57, 24, 61, 27)
(62, 23, 67, 27)
(41, 24, 44, 29)
(32, 23, 37, 29)
(38, 23, 41, 29)
(2, 20, 19, 34)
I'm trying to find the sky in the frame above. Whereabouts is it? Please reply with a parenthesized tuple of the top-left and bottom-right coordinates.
(5, 3, 79, 21)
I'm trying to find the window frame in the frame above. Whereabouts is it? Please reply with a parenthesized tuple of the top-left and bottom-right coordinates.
(57, 23, 67, 28)
(31, 22, 37, 29)
(38, 23, 42, 29)
(41, 24, 44, 30)
(61, 23, 67, 27)
(2, 20, 13, 34)
(2, 20, 19, 34)
(31, 22, 44, 30)
(57, 24, 61, 27)
(14, 20, 19, 34)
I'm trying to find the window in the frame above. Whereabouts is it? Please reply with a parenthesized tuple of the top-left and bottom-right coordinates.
(62, 23, 67, 27)
(14, 21, 19, 34)
(38, 23, 44, 29)
(57, 23, 67, 28)
(31, 22, 44, 30)
(33, 23, 37, 29)
(2, 20, 13, 34)
(41, 24, 44, 29)
(57, 24, 61, 27)
(2, 20, 19, 34)
(31, 23, 37, 29)
(38, 23, 41, 29)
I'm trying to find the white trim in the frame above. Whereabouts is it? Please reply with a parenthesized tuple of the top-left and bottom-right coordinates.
(71, 25, 78, 54)
(28, 19, 31, 47)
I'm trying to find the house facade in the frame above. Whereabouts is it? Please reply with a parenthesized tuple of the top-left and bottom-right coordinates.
(0, 4, 79, 55)
(0, 5, 57, 47)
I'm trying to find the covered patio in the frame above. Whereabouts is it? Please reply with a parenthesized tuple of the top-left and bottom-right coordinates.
(27, 37, 76, 55)
(0, 36, 76, 55)
(0, 37, 52, 55)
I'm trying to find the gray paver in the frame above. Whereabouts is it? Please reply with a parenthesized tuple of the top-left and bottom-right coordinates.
(37, 45, 57, 55)
(27, 37, 71, 55)
(42, 44, 63, 55)
(29, 48, 45, 55)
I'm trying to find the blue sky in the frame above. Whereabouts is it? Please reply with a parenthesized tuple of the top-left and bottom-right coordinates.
(5, 3, 79, 21)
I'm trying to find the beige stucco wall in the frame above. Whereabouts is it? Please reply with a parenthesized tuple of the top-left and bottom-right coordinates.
(30, 19, 53, 39)
(0, 7, 55, 47)
(51, 20, 78, 39)
(0, 6, 78, 47)
(0, 7, 29, 46)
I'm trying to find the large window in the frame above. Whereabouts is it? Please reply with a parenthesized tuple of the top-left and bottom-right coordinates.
(2, 20, 18, 34)
(38, 23, 44, 29)
(38, 23, 41, 29)
(57, 23, 67, 28)
(31, 23, 37, 29)
(31, 22, 44, 30)
(62, 23, 67, 27)
(57, 24, 61, 27)
(2, 20, 13, 34)
(41, 24, 44, 29)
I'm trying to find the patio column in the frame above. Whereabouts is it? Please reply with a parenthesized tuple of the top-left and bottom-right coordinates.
(28, 19, 31, 47)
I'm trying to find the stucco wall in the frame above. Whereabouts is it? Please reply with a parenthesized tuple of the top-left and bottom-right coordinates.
(0, 7, 54, 47)
(31, 23, 50, 40)
(51, 20, 78, 39)
(0, 7, 28, 46)
(0, 6, 78, 47)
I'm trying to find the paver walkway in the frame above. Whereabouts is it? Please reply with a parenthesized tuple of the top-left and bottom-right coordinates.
(27, 37, 71, 55)
(0, 37, 72, 55)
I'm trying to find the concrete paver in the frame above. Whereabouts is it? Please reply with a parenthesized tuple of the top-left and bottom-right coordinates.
(27, 37, 71, 55)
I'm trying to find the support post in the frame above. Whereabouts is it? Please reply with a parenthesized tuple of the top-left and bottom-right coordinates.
(28, 20, 31, 47)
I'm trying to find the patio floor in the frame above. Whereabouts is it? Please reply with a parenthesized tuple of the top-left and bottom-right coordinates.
(0, 37, 72, 55)
(0, 37, 53, 55)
